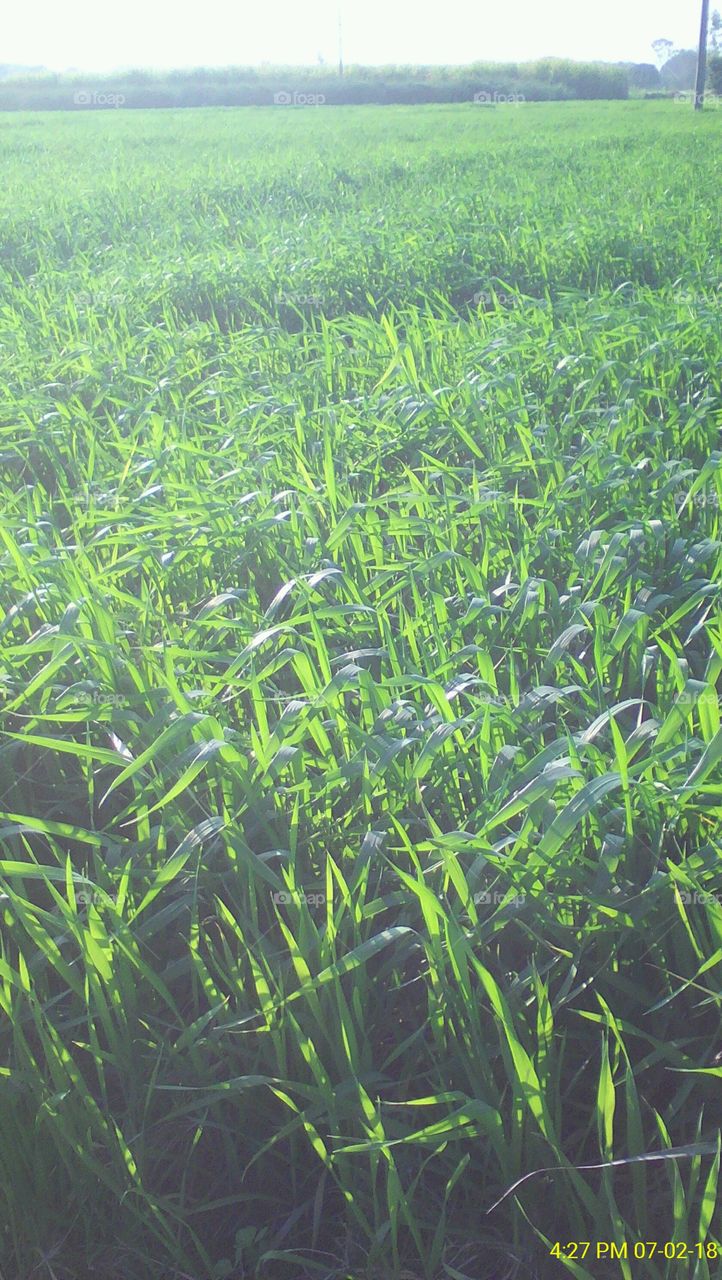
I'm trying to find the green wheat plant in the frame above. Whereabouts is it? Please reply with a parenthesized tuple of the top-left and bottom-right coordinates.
(1, 100, 722, 1279)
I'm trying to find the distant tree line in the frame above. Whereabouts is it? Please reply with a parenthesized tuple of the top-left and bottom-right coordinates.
(624, 53, 699, 92)
(0, 60, 631, 111)
(2, 50, 721, 112)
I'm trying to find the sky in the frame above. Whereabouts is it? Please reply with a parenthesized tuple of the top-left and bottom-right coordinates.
(3, 0, 705, 74)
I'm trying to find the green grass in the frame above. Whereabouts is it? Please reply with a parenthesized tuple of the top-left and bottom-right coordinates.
(1, 100, 722, 1280)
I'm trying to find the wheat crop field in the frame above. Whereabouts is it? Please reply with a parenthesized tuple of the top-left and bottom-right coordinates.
(2, 100, 722, 1279)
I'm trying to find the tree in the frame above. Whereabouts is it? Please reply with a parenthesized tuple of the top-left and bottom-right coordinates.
(652, 38, 676, 67)
(660, 49, 698, 90)
(710, 9, 722, 52)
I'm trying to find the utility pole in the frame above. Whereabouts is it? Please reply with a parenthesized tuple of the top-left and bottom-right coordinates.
(338, 1, 344, 77)
(695, 0, 710, 108)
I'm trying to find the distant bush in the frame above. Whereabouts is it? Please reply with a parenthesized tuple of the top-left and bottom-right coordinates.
(0, 59, 630, 112)
(626, 63, 661, 90)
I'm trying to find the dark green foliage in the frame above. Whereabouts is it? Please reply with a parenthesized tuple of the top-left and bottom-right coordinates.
(709, 54, 722, 95)
(626, 62, 662, 90)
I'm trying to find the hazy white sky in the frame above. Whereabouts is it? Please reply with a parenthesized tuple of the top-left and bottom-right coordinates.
(4, 0, 704, 73)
